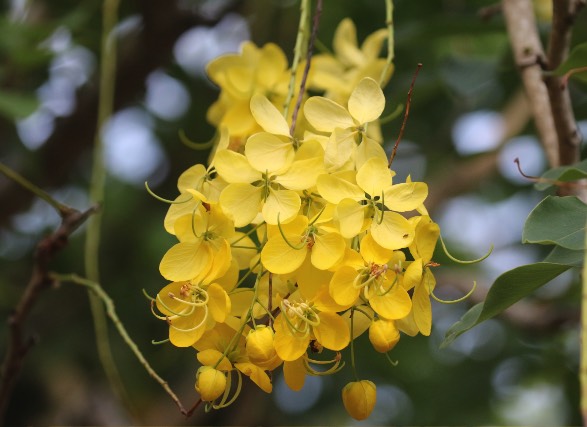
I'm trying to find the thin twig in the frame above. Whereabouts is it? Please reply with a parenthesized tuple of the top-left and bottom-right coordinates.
(388, 63, 422, 167)
(0, 205, 98, 422)
(289, 0, 323, 136)
(50, 273, 191, 417)
(0, 162, 73, 217)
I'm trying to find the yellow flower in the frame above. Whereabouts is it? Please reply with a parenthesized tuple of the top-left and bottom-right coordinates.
(155, 281, 231, 347)
(246, 326, 282, 370)
(329, 233, 412, 320)
(304, 77, 389, 170)
(206, 42, 290, 138)
(214, 139, 323, 226)
(368, 318, 400, 353)
(159, 201, 234, 283)
(195, 320, 274, 394)
(261, 214, 346, 275)
(317, 157, 428, 249)
(310, 18, 391, 107)
(195, 366, 227, 402)
(273, 291, 350, 361)
(342, 380, 377, 421)
(400, 215, 440, 336)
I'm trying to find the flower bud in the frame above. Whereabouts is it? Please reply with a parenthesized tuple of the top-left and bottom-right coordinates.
(342, 380, 377, 420)
(246, 326, 282, 370)
(195, 366, 226, 402)
(369, 319, 400, 353)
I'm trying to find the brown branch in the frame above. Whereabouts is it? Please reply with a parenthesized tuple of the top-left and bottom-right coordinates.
(0, 204, 99, 421)
(502, 0, 559, 168)
(388, 63, 422, 167)
(543, 0, 586, 199)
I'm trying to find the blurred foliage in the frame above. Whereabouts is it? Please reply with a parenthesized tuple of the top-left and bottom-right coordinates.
(0, 0, 586, 425)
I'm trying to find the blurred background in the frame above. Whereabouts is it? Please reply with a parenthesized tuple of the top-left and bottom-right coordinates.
(1, 0, 586, 424)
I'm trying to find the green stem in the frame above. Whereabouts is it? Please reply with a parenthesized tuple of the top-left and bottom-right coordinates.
(51, 273, 189, 416)
(350, 308, 359, 381)
(379, 0, 394, 86)
(0, 162, 72, 216)
(84, 0, 131, 416)
(283, 0, 310, 121)
(581, 215, 587, 425)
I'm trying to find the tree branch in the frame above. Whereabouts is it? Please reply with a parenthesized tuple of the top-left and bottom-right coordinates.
(502, 0, 559, 168)
(0, 204, 99, 422)
(543, 0, 585, 198)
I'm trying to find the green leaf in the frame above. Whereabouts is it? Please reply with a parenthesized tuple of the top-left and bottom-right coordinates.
(554, 41, 587, 83)
(0, 90, 38, 119)
(441, 262, 572, 348)
(543, 245, 584, 268)
(522, 196, 587, 250)
(535, 158, 587, 191)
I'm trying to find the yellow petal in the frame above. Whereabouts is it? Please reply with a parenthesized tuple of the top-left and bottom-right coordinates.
(219, 183, 263, 227)
(229, 232, 258, 270)
(332, 18, 363, 67)
(197, 349, 233, 371)
(164, 196, 200, 235)
(312, 232, 346, 270)
(273, 314, 310, 361)
(383, 182, 429, 212)
(304, 96, 355, 133)
(348, 77, 385, 125)
(250, 94, 290, 137)
(312, 312, 350, 351)
(368, 319, 400, 353)
(370, 211, 413, 250)
(235, 362, 273, 393)
(355, 137, 388, 170)
(220, 101, 258, 136)
(275, 156, 324, 191)
(207, 283, 231, 323)
(329, 265, 361, 306)
(245, 132, 295, 174)
(403, 259, 423, 291)
(284, 357, 306, 391)
(214, 149, 260, 183)
(168, 308, 208, 347)
(413, 277, 432, 336)
(356, 157, 392, 197)
(317, 174, 363, 204)
(295, 256, 333, 302)
(368, 282, 412, 320)
(261, 234, 307, 275)
(257, 43, 288, 87)
(359, 233, 393, 265)
(336, 199, 366, 239)
(410, 217, 440, 262)
(262, 188, 300, 225)
(361, 28, 388, 60)
(159, 242, 210, 282)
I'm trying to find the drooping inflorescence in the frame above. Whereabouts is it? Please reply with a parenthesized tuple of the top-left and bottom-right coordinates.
(147, 18, 463, 420)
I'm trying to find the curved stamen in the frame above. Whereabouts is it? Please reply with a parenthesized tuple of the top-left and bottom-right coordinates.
(145, 181, 193, 204)
(431, 281, 477, 304)
(168, 305, 209, 333)
(277, 213, 307, 250)
(179, 128, 216, 150)
(439, 234, 493, 264)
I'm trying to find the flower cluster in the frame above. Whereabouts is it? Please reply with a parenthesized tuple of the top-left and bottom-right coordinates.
(149, 19, 449, 420)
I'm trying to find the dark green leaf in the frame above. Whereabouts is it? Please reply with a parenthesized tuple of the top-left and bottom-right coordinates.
(522, 196, 587, 250)
(535, 159, 587, 191)
(441, 262, 572, 348)
(543, 246, 584, 268)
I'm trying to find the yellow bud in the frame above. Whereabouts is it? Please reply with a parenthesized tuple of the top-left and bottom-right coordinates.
(342, 380, 377, 421)
(246, 326, 282, 370)
(368, 319, 400, 353)
(195, 366, 226, 402)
